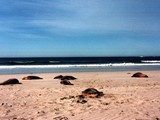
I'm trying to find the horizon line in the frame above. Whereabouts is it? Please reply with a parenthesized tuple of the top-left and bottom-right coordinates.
(0, 56, 160, 58)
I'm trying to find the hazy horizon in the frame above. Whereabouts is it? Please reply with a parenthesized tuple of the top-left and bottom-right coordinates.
(0, 56, 160, 58)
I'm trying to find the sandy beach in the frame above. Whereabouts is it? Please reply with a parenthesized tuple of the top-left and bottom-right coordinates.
(0, 70, 160, 120)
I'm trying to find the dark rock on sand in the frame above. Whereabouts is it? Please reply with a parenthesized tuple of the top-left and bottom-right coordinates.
(0, 78, 21, 85)
(22, 76, 43, 80)
(53, 116, 68, 120)
(77, 99, 87, 104)
(60, 80, 73, 85)
(77, 95, 85, 99)
(132, 72, 148, 78)
(82, 88, 104, 98)
(60, 96, 75, 100)
(156, 118, 160, 120)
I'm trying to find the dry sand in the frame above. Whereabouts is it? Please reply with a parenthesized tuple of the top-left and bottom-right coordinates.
(0, 70, 160, 120)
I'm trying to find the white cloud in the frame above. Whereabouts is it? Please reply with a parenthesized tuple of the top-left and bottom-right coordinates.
(26, 0, 160, 35)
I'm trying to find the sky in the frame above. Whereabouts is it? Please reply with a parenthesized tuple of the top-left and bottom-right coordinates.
(0, 0, 160, 57)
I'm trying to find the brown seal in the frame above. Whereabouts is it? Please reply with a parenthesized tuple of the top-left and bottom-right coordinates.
(54, 75, 63, 79)
(131, 72, 148, 78)
(0, 78, 21, 85)
(82, 88, 104, 98)
(60, 80, 73, 85)
(54, 75, 76, 80)
(61, 76, 77, 80)
(22, 76, 43, 80)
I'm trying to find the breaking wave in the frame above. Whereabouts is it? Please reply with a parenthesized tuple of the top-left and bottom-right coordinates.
(141, 60, 160, 63)
(1, 62, 160, 69)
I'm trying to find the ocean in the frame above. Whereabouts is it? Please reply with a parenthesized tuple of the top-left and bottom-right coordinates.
(0, 57, 160, 74)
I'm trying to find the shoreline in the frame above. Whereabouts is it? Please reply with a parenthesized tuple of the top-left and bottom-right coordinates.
(0, 70, 160, 120)
(1, 68, 160, 74)
(0, 67, 160, 75)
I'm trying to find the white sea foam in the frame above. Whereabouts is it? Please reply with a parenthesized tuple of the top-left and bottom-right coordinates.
(141, 60, 160, 63)
(0, 63, 160, 69)
(8, 61, 35, 64)
(49, 61, 60, 63)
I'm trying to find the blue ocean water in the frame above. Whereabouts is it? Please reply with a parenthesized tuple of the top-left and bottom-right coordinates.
(0, 57, 160, 74)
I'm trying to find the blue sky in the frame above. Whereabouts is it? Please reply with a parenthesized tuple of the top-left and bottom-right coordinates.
(0, 0, 160, 57)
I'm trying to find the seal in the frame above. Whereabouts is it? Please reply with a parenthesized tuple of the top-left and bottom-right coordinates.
(0, 78, 21, 85)
(54, 75, 63, 79)
(54, 75, 77, 80)
(131, 72, 148, 78)
(82, 88, 104, 98)
(61, 76, 77, 80)
(60, 80, 73, 85)
(22, 76, 43, 80)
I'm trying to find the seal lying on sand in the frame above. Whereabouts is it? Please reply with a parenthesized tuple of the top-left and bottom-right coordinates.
(82, 88, 104, 98)
(54, 75, 63, 79)
(0, 78, 21, 85)
(61, 76, 77, 80)
(22, 76, 43, 80)
(54, 75, 76, 80)
(60, 80, 73, 85)
(132, 72, 148, 78)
